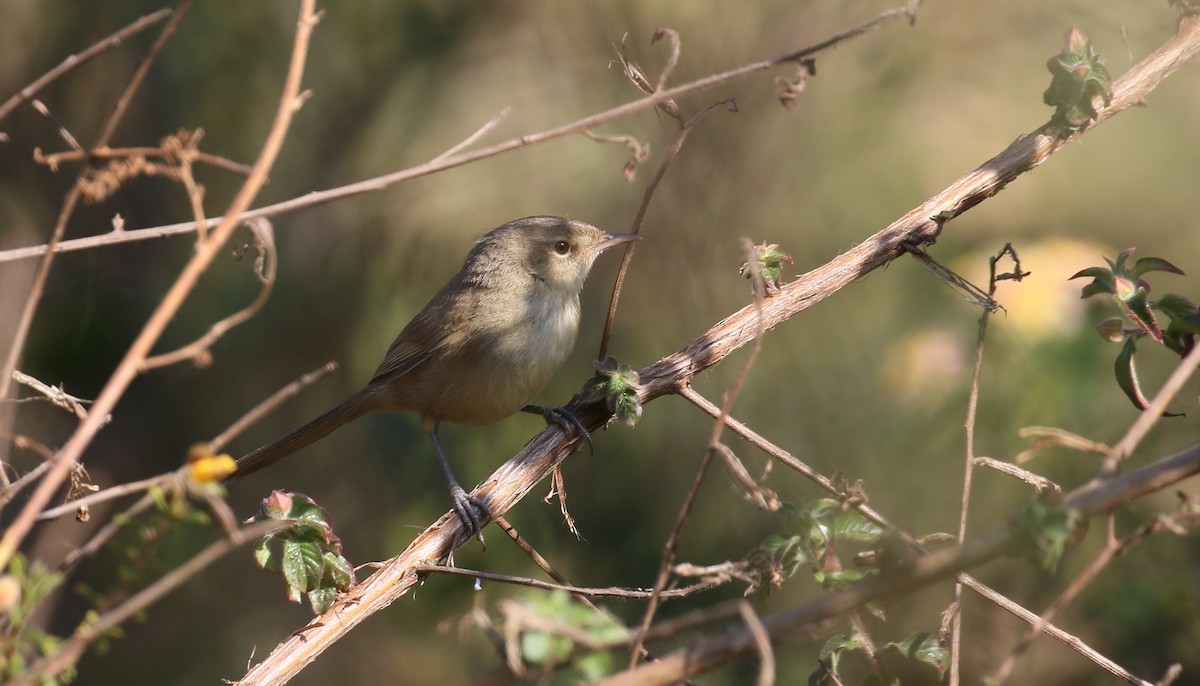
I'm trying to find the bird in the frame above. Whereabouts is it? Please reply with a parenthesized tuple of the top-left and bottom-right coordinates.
(230, 215, 637, 543)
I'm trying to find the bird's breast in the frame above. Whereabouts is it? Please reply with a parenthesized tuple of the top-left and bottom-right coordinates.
(418, 287, 580, 426)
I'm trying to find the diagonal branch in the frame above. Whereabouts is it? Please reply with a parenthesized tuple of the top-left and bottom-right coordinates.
(234, 15, 1200, 685)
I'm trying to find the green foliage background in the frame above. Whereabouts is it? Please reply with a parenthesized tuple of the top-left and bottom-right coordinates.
(1, 1, 1198, 684)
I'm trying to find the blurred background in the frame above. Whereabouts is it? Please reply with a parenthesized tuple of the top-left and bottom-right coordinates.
(2, 0, 1199, 684)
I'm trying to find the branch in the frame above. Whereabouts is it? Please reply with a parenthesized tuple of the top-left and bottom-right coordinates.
(634, 15, 1200, 403)
(17, 519, 283, 684)
(0, 0, 318, 573)
(0, 0, 195, 466)
(0, 2, 918, 266)
(233, 15, 1200, 684)
(590, 442, 1200, 686)
(0, 9, 173, 125)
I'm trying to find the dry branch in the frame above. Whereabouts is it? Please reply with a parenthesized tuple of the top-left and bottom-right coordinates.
(0, 1, 919, 266)
(0, 9, 173, 125)
(235, 15, 1200, 685)
(0, 0, 317, 572)
(592, 442, 1200, 686)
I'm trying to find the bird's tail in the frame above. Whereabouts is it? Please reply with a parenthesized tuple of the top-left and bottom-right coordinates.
(229, 391, 376, 481)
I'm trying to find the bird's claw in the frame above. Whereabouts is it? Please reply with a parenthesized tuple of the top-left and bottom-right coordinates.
(449, 484, 489, 549)
(523, 404, 592, 453)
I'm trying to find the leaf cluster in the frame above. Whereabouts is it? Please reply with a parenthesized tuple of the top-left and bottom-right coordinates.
(252, 491, 356, 614)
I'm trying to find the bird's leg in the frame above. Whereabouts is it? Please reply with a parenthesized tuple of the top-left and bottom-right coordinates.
(522, 404, 592, 453)
(427, 425, 488, 547)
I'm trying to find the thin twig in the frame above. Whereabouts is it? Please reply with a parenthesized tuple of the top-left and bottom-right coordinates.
(0, 3, 918, 267)
(141, 218, 277, 370)
(36, 144, 253, 176)
(0, 0, 315, 573)
(210, 361, 337, 452)
(737, 601, 775, 686)
(18, 519, 283, 684)
(950, 244, 1015, 686)
(598, 98, 736, 360)
(0, 435, 56, 507)
(1015, 426, 1115, 465)
(627, 237, 769, 668)
(0, 9, 173, 124)
(973, 456, 1062, 495)
(415, 564, 719, 599)
(0, 1, 196, 470)
(430, 107, 512, 163)
(9, 371, 97, 422)
(37, 471, 176, 521)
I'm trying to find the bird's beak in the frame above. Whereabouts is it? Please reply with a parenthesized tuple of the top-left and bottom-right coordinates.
(592, 233, 640, 253)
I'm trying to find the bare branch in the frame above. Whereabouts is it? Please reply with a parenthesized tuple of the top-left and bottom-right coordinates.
(18, 519, 283, 685)
(234, 13, 1200, 684)
(0, 0, 316, 573)
(0, 3, 918, 267)
(591, 442, 1200, 686)
(0, 9, 173, 125)
(414, 564, 719, 599)
(141, 219, 278, 370)
(9, 371, 98, 422)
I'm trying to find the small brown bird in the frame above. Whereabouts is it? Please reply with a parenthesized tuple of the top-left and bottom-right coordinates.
(231, 216, 636, 541)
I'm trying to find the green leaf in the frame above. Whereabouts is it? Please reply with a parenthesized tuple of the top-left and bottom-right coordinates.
(513, 590, 628, 675)
(831, 510, 882, 543)
(282, 539, 325, 595)
(818, 632, 859, 660)
(1114, 336, 1149, 411)
(1043, 27, 1113, 132)
(885, 632, 950, 676)
(322, 550, 355, 590)
(253, 538, 277, 572)
(1069, 266, 1113, 281)
(1111, 247, 1133, 274)
(578, 357, 643, 427)
(1127, 256, 1185, 280)
(810, 634, 859, 686)
(1157, 293, 1200, 332)
(1163, 321, 1197, 358)
(814, 567, 867, 589)
(739, 241, 794, 293)
(308, 587, 337, 614)
(760, 533, 810, 578)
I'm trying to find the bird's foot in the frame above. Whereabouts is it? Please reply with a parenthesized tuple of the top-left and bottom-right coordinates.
(523, 404, 592, 453)
(449, 484, 490, 549)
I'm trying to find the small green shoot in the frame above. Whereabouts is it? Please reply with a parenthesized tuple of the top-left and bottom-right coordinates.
(739, 241, 794, 294)
(1043, 27, 1113, 134)
(252, 491, 356, 614)
(1071, 248, 1195, 414)
(578, 357, 642, 427)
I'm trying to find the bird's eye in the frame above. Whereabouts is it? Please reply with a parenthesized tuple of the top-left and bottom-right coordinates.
(553, 240, 571, 255)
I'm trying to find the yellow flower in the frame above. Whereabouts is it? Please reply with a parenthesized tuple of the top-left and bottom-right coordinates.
(188, 454, 238, 483)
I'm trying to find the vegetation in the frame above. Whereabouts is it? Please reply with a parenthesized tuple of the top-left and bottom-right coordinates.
(1, 1, 1198, 684)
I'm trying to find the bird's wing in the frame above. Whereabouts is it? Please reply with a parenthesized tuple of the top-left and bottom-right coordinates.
(369, 289, 470, 383)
